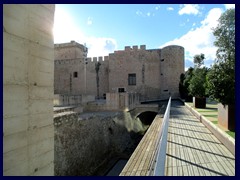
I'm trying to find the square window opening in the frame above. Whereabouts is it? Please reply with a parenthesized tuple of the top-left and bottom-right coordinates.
(128, 73, 136, 86)
(73, 72, 78, 78)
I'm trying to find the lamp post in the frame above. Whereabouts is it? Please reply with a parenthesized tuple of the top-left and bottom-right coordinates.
(83, 43, 88, 95)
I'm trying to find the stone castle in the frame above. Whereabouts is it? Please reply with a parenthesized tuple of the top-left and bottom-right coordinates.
(4, 4, 184, 175)
(54, 41, 184, 101)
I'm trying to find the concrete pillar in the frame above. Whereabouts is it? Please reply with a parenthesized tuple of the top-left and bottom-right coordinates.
(3, 4, 55, 175)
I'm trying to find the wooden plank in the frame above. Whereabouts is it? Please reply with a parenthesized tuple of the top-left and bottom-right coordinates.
(182, 165, 188, 176)
(229, 160, 235, 169)
(187, 165, 194, 176)
(177, 166, 183, 176)
(209, 162, 221, 176)
(172, 165, 178, 176)
(201, 163, 212, 176)
(220, 160, 235, 176)
(197, 166, 206, 176)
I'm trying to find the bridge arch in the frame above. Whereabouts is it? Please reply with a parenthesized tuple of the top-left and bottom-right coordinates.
(137, 111, 158, 126)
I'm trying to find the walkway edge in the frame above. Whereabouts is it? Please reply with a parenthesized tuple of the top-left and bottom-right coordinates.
(184, 102, 235, 156)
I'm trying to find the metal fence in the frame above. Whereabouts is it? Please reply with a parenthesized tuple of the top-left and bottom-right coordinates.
(150, 96, 171, 176)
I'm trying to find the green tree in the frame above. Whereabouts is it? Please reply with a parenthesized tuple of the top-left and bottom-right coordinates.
(213, 8, 235, 65)
(177, 67, 194, 101)
(183, 67, 194, 91)
(207, 62, 234, 105)
(179, 73, 186, 99)
(188, 67, 208, 97)
(207, 8, 235, 105)
(194, 53, 205, 68)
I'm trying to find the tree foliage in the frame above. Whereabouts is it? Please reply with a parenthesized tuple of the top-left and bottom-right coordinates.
(179, 73, 185, 99)
(207, 62, 234, 105)
(178, 67, 194, 99)
(194, 53, 205, 68)
(207, 8, 235, 105)
(213, 8, 235, 65)
(188, 67, 208, 97)
(183, 67, 194, 90)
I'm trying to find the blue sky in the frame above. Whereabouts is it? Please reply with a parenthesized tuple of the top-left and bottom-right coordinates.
(53, 4, 235, 70)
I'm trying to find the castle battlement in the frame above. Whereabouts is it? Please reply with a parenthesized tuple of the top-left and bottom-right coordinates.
(86, 56, 109, 63)
(124, 45, 146, 51)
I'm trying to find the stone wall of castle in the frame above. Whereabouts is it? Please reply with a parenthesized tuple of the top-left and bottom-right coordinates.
(161, 45, 185, 99)
(108, 46, 162, 100)
(54, 57, 109, 97)
(3, 4, 55, 175)
(54, 42, 184, 101)
(54, 41, 86, 60)
(54, 111, 139, 175)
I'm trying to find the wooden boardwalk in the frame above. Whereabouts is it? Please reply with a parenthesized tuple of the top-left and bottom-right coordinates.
(120, 100, 235, 176)
(165, 101, 235, 176)
(119, 113, 164, 176)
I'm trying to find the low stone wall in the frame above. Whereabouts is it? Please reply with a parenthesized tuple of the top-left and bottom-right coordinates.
(83, 93, 140, 112)
(54, 111, 142, 176)
(106, 92, 140, 111)
(54, 94, 95, 106)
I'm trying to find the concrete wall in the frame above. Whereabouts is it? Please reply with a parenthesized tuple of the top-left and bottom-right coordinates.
(3, 4, 55, 175)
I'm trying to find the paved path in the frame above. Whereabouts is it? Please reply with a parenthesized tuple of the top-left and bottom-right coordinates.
(165, 100, 235, 176)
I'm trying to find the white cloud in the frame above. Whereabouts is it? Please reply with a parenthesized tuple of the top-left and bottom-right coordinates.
(155, 5, 161, 10)
(86, 37, 117, 57)
(167, 7, 174, 11)
(53, 7, 117, 57)
(136, 10, 153, 17)
(136, 10, 143, 16)
(160, 8, 224, 68)
(192, 22, 196, 26)
(87, 17, 93, 25)
(224, 4, 235, 9)
(178, 4, 200, 15)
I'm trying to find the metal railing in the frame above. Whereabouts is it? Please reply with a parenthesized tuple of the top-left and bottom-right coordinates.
(150, 96, 171, 176)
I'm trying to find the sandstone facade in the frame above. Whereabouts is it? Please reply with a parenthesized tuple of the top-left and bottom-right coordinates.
(54, 41, 184, 101)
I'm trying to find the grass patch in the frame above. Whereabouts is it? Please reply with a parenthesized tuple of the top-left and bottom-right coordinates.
(197, 109, 216, 113)
(185, 100, 235, 139)
(226, 131, 235, 139)
(211, 121, 218, 125)
(204, 114, 218, 118)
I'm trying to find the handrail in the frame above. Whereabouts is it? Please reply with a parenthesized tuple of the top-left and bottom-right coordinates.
(150, 96, 171, 176)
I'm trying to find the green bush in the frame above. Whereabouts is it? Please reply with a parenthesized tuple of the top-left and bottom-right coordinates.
(188, 68, 208, 97)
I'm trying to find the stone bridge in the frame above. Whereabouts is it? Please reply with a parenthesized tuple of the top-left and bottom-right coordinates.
(129, 104, 159, 118)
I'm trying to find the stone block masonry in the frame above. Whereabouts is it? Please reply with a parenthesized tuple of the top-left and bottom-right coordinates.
(3, 4, 55, 175)
(54, 111, 141, 176)
(54, 42, 184, 101)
